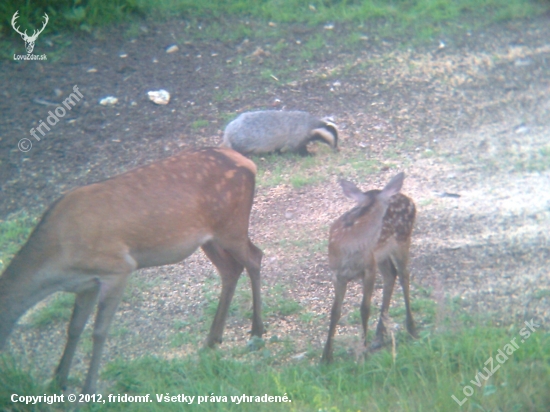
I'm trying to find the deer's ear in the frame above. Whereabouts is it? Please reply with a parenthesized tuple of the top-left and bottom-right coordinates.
(340, 180, 368, 204)
(380, 172, 404, 199)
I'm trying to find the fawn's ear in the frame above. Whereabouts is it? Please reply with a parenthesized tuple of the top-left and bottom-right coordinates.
(380, 172, 404, 199)
(339, 180, 369, 204)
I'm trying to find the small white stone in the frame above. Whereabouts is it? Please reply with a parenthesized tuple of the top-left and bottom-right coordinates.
(291, 352, 307, 361)
(99, 96, 118, 106)
(166, 45, 179, 53)
(147, 89, 170, 105)
(514, 58, 532, 67)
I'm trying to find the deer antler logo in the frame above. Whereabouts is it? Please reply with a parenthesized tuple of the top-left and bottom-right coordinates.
(11, 10, 49, 54)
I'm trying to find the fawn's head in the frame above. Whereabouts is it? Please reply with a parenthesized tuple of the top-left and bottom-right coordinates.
(338, 172, 404, 226)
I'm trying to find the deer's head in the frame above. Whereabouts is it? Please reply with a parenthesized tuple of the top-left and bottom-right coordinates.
(11, 11, 49, 54)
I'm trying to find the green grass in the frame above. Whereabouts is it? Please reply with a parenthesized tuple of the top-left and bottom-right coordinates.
(2, 1, 548, 41)
(0, 0, 138, 33)
(178, 273, 303, 331)
(254, 152, 324, 189)
(253, 146, 408, 190)
(347, 308, 362, 325)
(264, 284, 303, 318)
(533, 289, 550, 299)
(298, 311, 321, 324)
(348, 155, 381, 176)
(300, 32, 328, 60)
(190, 119, 210, 130)
(454, 141, 550, 174)
(420, 148, 436, 158)
(170, 330, 199, 347)
(27, 293, 75, 327)
(201, 274, 262, 323)
(0, 212, 37, 272)
(1, 320, 548, 411)
(253, 150, 346, 189)
(514, 144, 550, 172)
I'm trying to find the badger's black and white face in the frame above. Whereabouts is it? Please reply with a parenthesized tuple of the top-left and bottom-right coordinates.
(310, 120, 339, 150)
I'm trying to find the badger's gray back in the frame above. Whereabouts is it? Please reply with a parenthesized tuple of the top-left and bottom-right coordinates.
(222, 110, 335, 154)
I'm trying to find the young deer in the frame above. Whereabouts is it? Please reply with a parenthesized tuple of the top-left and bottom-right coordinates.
(321, 172, 417, 363)
(0, 147, 264, 394)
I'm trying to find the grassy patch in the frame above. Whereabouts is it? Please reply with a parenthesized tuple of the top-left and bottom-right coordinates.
(0, 356, 54, 412)
(420, 148, 436, 158)
(254, 152, 334, 189)
(254, 146, 400, 190)
(392, 297, 437, 325)
(349, 156, 381, 175)
(274, 299, 302, 317)
(27, 293, 75, 327)
(123, 274, 163, 306)
(1, 0, 138, 33)
(463, 140, 550, 174)
(298, 311, 323, 325)
(170, 318, 208, 347)
(199, 274, 260, 326)
(190, 119, 210, 130)
(300, 32, 328, 60)
(264, 284, 302, 318)
(170, 330, 198, 347)
(418, 198, 434, 207)
(1, 319, 548, 411)
(0, 212, 37, 272)
(347, 308, 362, 325)
(270, 227, 328, 268)
(533, 289, 550, 299)
(514, 144, 550, 172)
(2, 1, 548, 42)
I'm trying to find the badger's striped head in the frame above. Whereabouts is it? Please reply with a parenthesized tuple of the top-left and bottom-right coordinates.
(311, 118, 339, 151)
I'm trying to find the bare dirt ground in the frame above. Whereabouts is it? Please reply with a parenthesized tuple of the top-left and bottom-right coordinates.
(1, 15, 549, 390)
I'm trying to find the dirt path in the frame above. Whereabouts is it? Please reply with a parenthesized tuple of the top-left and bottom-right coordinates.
(1, 16, 549, 389)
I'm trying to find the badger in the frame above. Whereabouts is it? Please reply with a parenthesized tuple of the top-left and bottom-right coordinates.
(221, 110, 338, 156)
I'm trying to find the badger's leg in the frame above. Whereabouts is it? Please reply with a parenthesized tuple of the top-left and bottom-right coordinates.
(297, 145, 311, 156)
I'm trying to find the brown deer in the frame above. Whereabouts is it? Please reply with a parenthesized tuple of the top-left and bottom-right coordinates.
(0, 147, 264, 394)
(321, 172, 417, 363)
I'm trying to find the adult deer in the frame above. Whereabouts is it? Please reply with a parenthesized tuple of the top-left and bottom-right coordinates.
(321, 172, 417, 363)
(11, 10, 49, 54)
(0, 147, 264, 394)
